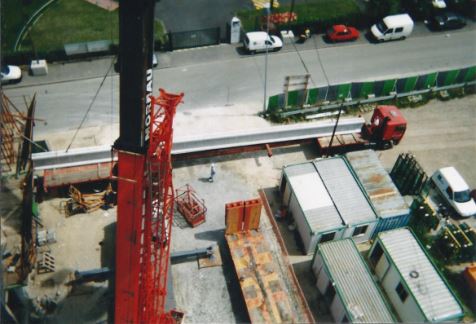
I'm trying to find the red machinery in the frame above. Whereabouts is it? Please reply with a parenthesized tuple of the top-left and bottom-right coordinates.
(115, 91, 183, 323)
(317, 105, 407, 154)
(114, 0, 184, 322)
(362, 105, 407, 146)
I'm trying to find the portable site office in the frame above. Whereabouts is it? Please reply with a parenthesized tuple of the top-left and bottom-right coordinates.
(311, 239, 395, 323)
(280, 157, 378, 254)
(346, 150, 410, 237)
(368, 228, 464, 322)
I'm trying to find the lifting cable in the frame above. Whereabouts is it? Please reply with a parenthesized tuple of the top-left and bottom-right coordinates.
(65, 56, 115, 153)
(288, 33, 316, 87)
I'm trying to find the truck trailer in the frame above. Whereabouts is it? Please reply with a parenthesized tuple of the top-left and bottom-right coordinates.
(317, 105, 407, 154)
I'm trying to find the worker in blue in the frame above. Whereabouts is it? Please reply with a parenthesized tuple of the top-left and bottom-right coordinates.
(208, 163, 216, 182)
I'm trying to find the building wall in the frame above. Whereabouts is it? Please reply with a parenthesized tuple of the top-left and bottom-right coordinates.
(282, 178, 291, 207)
(312, 253, 324, 278)
(371, 243, 426, 323)
(372, 214, 411, 239)
(288, 193, 312, 254)
(313, 253, 348, 323)
(380, 265, 425, 323)
(341, 221, 377, 244)
(330, 293, 347, 323)
(316, 264, 330, 294)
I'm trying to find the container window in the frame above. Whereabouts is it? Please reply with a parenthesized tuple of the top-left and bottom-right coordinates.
(320, 232, 335, 243)
(396, 282, 408, 303)
(352, 225, 368, 237)
(325, 282, 336, 301)
(369, 242, 383, 266)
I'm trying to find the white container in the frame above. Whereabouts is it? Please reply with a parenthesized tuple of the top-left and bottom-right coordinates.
(30, 60, 48, 76)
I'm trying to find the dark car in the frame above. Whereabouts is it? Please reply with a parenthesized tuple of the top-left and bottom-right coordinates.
(429, 12, 466, 30)
(326, 25, 360, 42)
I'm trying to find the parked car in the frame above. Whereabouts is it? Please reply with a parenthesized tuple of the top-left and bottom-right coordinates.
(431, 167, 476, 218)
(432, 0, 447, 9)
(370, 14, 414, 42)
(429, 11, 466, 30)
(243, 32, 283, 54)
(1, 65, 22, 84)
(326, 25, 359, 42)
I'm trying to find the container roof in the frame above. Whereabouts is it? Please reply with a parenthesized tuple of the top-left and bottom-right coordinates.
(284, 163, 343, 232)
(346, 150, 409, 219)
(314, 158, 377, 225)
(377, 228, 463, 322)
(318, 239, 395, 323)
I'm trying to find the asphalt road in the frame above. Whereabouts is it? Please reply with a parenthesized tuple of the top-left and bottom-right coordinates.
(4, 29, 476, 137)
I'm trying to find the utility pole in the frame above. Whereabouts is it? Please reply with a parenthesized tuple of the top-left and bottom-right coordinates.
(263, 2, 271, 114)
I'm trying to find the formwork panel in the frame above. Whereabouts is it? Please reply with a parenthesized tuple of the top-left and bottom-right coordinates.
(243, 199, 262, 231)
(225, 201, 244, 234)
(226, 231, 296, 323)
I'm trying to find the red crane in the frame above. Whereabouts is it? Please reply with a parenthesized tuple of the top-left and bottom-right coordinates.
(114, 0, 183, 322)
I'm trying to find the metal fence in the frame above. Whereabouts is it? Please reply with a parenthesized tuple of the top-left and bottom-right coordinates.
(168, 27, 220, 50)
(268, 65, 476, 114)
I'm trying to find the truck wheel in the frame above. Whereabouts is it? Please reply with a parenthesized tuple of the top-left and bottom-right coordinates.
(250, 50, 256, 55)
(382, 141, 393, 150)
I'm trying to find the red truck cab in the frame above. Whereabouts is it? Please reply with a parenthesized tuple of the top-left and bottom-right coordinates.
(365, 105, 407, 147)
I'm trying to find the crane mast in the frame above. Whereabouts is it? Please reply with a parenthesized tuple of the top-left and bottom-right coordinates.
(114, 0, 183, 322)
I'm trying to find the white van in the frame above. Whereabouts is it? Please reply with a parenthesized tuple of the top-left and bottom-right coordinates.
(243, 32, 283, 54)
(370, 14, 414, 42)
(431, 167, 476, 218)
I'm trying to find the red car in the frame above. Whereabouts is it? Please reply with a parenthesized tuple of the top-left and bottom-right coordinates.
(326, 25, 359, 42)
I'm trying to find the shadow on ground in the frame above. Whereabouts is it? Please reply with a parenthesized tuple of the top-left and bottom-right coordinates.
(292, 259, 332, 323)
(219, 240, 250, 323)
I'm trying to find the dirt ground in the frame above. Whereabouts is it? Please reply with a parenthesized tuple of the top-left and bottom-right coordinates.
(2, 94, 475, 322)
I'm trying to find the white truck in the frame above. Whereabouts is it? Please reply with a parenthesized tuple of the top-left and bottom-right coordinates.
(370, 14, 414, 42)
(431, 167, 476, 218)
(243, 32, 283, 54)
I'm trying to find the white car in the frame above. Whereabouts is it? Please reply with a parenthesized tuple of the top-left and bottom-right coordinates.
(431, 167, 476, 218)
(243, 32, 283, 54)
(1, 65, 22, 84)
(432, 0, 447, 9)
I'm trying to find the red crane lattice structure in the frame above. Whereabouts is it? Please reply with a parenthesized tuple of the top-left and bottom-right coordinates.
(115, 89, 183, 323)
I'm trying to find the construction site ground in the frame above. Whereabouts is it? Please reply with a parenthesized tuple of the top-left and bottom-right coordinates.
(1, 94, 475, 322)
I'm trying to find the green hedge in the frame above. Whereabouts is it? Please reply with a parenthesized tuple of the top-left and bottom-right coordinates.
(238, 0, 363, 33)
(4, 0, 167, 64)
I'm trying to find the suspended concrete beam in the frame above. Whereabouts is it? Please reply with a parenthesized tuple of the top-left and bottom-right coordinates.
(32, 117, 364, 171)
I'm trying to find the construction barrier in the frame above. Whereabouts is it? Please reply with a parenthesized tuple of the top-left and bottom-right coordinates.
(268, 65, 476, 112)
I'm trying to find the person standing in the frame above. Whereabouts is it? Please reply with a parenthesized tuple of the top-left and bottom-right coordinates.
(208, 163, 216, 182)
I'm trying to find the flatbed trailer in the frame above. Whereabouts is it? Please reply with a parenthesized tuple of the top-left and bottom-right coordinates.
(317, 132, 370, 155)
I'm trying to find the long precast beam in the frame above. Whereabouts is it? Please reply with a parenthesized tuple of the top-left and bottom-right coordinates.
(172, 117, 364, 154)
(32, 117, 364, 171)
